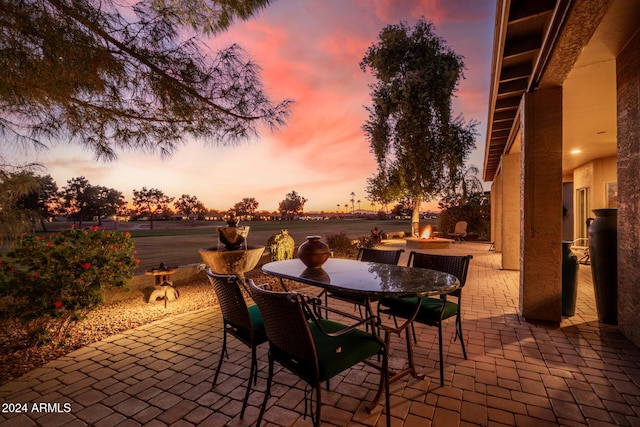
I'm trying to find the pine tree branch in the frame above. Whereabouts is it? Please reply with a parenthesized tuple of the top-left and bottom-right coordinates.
(46, 0, 261, 122)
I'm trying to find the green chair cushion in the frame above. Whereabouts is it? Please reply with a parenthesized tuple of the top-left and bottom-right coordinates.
(228, 304, 268, 344)
(381, 297, 459, 325)
(309, 319, 382, 381)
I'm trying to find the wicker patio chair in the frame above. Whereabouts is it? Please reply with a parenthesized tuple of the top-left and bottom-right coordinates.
(204, 269, 267, 418)
(325, 248, 404, 323)
(246, 278, 390, 427)
(358, 247, 405, 264)
(380, 252, 472, 386)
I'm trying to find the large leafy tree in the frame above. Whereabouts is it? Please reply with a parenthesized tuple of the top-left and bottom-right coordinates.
(60, 176, 92, 228)
(175, 194, 206, 218)
(15, 173, 59, 231)
(132, 187, 174, 229)
(85, 186, 125, 225)
(0, 0, 290, 160)
(233, 197, 259, 217)
(361, 19, 477, 235)
(59, 177, 125, 227)
(278, 190, 307, 220)
(365, 170, 399, 214)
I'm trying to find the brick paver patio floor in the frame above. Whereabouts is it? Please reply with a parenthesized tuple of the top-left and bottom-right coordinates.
(1, 241, 639, 426)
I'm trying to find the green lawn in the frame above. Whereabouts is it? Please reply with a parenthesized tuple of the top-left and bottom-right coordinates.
(129, 219, 419, 272)
(30, 218, 435, 274)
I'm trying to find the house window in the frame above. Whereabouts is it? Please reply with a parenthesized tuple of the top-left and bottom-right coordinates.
(576, 187, 590, 239)
(605, 182, 618, 208)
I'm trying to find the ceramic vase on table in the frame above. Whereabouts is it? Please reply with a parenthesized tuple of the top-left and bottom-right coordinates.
(297, 236, 331, 268)
(588, 208, 618, 325)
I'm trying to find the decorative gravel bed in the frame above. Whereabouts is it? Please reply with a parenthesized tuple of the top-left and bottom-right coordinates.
(0, 270, 286, 386)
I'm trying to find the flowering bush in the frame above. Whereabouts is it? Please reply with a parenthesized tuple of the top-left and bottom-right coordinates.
(0, 227, 139, 345)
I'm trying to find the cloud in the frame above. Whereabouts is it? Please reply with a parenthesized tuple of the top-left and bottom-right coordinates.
(19, 0, 495, 213)
(366, 0, 492, 24)
(37, 151, 113, 187)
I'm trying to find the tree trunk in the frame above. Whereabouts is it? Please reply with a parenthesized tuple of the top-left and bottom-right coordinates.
(411, 194, 421, 237)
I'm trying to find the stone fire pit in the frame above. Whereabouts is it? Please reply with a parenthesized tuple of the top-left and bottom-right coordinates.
(405, 237, 454, 249)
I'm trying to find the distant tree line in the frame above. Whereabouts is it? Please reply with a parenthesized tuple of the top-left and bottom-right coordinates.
(0, 171, 311, 238)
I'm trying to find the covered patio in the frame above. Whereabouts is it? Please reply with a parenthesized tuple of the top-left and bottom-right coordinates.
(2, 241, 639, 426)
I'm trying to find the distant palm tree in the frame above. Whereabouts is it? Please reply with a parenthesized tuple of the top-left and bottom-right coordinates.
(357, 199, 361, 211)
(441, 165, 484, 207)
(461, 166, 484, 202)
(350, 192, 356, 213)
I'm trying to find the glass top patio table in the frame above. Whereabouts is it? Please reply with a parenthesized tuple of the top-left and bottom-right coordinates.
(261, 258, 460, 299)
(262, 257, 461, 414)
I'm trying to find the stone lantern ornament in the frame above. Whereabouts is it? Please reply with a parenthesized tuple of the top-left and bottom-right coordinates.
(146, 262, 180, 307)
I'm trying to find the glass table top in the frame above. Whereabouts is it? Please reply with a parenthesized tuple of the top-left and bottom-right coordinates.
(262, 258, 459, 298)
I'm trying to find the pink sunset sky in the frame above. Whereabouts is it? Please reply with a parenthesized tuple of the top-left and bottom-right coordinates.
(15, 0, 496, 213)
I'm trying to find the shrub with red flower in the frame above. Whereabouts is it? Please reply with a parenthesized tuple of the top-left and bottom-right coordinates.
(0, 228, 138, 345)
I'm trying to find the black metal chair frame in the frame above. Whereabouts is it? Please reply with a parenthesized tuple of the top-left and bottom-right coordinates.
(325, 247, 405, 322)
(247, 278, 391, 427)
(204, 269, 268, 418)
(381, 251, 472, 386)
(358, 247, 405, 264)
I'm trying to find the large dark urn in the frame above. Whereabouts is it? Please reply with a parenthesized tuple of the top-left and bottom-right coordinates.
(588, 208, 618, 325)
(297, 236, 331, 268)
(562, 241, 579, 317)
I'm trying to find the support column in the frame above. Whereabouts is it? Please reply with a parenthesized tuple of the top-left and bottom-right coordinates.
(491, 172, 503, 252)
(502, 153, 520, 270)
(520, 88, 563, 323)
(616, 30, 640, 347)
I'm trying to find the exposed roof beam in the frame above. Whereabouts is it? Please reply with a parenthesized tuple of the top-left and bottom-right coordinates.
(493, 110, 516, 122)
(492, 120, 513, 131)
(484, 0, 559, 181)
(497, 79, 528, 98)
(503, 34, 541, 58)
(509, 0, 557, 22)
(500, 63, 533, 82)
(495, 97, 521, 111)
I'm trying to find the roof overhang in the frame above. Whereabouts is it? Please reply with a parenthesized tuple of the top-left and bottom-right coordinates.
(483, 0, 563, 181)
(484, 0, 640, 182)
